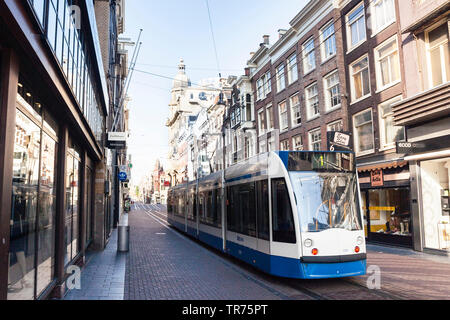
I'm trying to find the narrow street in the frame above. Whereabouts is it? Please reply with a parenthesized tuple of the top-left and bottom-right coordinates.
(63, 203, 450, 300)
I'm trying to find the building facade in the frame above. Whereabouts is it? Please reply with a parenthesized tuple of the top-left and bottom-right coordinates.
(0, 0, 126, 299)
(338, 0, 414, 248)
(248, 0, 349, 159)
(392, 0, 450, 254)
(166, 59, 224, 186)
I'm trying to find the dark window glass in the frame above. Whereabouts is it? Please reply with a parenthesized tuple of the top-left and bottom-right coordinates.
(215, 188, 222, 227)
(272, 178, 296, 243)
(198, 193, 204, 220)
(226, 186, 238, 232)
(256, 180, 270, 240)
(238, 183, 256, 237)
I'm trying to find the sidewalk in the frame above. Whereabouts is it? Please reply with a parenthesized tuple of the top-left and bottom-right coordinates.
(64, 229, 127, 300)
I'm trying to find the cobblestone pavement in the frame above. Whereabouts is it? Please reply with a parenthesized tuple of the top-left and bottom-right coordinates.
(64, 228, 126, 300)
(68, 203, 450, 300)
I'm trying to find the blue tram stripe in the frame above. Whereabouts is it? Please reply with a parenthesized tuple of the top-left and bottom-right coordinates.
(168, 219, 366, 279)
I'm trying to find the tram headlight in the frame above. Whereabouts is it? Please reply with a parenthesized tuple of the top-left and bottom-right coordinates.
(304, 239, 313, 248)
(356, 236, 364, 245)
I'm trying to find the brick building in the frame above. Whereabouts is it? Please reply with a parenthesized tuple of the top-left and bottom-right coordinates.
(248, 0, 349, 156)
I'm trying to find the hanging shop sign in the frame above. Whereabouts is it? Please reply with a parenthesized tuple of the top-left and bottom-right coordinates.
(106, 132, 127, 149)
(371, 169, 384, 187)
(327, 131, 353, 152)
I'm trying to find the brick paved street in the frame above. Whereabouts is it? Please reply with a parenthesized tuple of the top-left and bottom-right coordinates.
(65, 203, 450, 300)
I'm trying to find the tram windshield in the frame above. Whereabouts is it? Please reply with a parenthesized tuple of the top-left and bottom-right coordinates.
(290, 171, 363, 233)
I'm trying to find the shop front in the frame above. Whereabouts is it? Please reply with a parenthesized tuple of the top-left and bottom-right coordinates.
(358, 161, 413, 248)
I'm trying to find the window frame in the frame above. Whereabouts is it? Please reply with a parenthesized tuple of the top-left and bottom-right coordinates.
(320, 20, 337, 62)
(370, 0, 396, 37)
(374, 35, 401, 92)
(378, 95, 405, 150)
(425, 21, 450, 89)
(278, 100, 289, 132)
(323, 69, 341, 112)
(327, 119, 344, 133)
(292, 134, 304, 151)
(290, 93, 301, 128)
(346, 2, 367, 52)
(287, 53, 298, 85)
(276, 64, 286, 92)
(258, 108, 267, 136)
(353, 108, 375, 156)
(350, 54, 371, 103)
(308, 128, 322, 151)
(305, 82, 320, 120)
(302, 37, 316, 75)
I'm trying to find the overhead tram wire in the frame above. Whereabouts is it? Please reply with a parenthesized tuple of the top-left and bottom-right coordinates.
(112, 29, 143, 132)
(133, 0, 382, 96)
(205, 0, 222, 78)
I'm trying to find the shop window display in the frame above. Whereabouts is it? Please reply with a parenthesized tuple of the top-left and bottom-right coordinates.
(421, 158, 450, 250)
(362, 188, 412, 238)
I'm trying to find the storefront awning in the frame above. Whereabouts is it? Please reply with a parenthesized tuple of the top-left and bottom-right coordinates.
(357, 160, 408, 173)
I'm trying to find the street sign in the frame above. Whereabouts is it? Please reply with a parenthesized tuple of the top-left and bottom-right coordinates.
(118, 171, 128, 182)
(327, 131, 353, 152)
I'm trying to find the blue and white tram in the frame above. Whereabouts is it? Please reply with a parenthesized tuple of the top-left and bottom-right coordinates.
(167, 151, 366, 279)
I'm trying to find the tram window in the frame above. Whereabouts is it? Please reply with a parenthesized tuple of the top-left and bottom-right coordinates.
(239, 183, 256, 237)
(272, 178, 296, 243)
(215, 188, 222, 227)
(193, 193, 197, 219)
(198, 193, 204, 221)
(227, 186, 238, 233)
(256, 180, 270, 240)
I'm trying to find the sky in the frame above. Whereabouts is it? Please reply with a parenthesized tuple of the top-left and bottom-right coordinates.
(124, 0, 309, 185)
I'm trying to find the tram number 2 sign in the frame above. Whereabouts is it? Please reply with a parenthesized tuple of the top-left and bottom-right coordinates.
(327, 131, 353, 152)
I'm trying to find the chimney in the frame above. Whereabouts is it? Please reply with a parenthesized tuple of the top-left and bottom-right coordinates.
(263, 35, 270, 45)
(278, 29, 288, 38)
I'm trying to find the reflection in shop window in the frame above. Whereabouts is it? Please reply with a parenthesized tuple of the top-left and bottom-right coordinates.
(367, 188, 411, 236)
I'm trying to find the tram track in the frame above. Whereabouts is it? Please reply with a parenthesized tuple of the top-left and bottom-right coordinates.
(134, 203, 404, 301)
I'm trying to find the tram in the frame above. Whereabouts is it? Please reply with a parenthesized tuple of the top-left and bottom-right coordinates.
(167, 151, 366, 279)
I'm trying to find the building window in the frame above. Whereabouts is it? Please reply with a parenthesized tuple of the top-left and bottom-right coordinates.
(370, 0, 396, 35)
(302, 38, 316, 74)
(320, 21, 336, 61)
(378, 96, 405, 149)
(292, 135, 303, 151)
(305, 82, 319, 119)
(350, 55, 371, 102)
(346, 2, 366, 50)
(266, 105, 274, 131)
(258, 109, 266, 135)
(323, 70, 341, 111)
(309, 128, 322, 151)
(259, 139, 267, 153)
(245, 94, 252, 121)
(287, 54, 298, 85)
(375, 36, 400, 90)
(353, 108, 374, 155)
(280, 140, 290, 151)
(426, 22, 450, 88)
(290, 93, 301, 127)
(327, 119, 343, 132)
(278, 101, 288, 132)
(276, 64, 286, 92)
(256, 71, 272, 100)
(256, 78, 264, 100)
